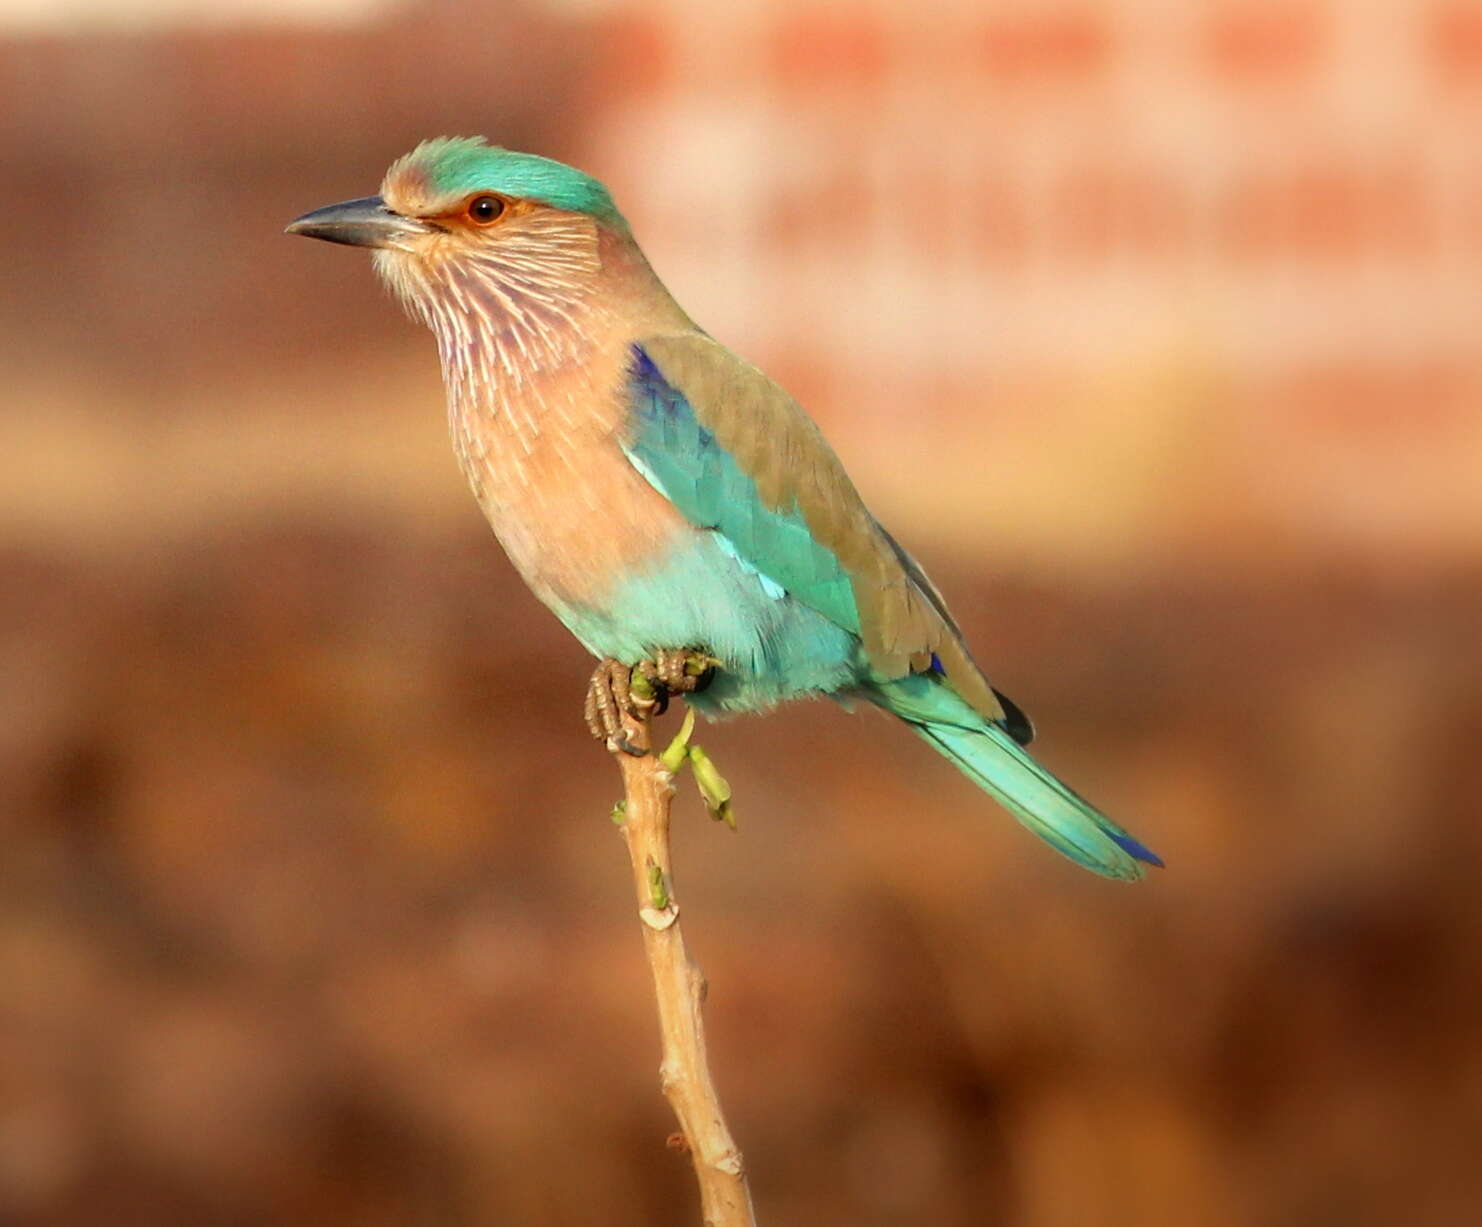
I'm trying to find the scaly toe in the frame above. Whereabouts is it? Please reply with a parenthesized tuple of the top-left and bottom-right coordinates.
(586, 658, 647, 751)
(654, 649, 689, 693)
(647, 648, 715, 696)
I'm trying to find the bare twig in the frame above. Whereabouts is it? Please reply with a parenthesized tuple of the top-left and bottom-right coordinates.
(608, 692, 756, 1227)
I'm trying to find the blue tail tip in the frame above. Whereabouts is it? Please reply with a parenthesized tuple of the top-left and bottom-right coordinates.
(1110, 830, 1165, 869)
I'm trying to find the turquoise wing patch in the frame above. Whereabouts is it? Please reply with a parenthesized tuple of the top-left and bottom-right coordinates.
(624, 344, 860, 633)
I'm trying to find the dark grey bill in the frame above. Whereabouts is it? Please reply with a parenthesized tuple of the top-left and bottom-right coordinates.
(284, 195, 426, 248)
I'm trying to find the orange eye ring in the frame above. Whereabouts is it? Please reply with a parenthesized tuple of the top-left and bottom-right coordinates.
(466, 194, 506, 226)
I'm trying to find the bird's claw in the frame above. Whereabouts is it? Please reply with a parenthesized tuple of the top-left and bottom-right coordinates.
(584, 651, 718, 754)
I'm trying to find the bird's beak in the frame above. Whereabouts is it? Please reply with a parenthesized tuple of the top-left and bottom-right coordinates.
(284, 195, 428, 249)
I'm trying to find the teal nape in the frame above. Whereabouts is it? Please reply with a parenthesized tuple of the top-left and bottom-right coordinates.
(286, 139, 1163, 881)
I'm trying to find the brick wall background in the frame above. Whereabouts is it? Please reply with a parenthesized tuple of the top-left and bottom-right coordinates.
(585, 0, 1482, 563)
(2, 3, 1479, 1226)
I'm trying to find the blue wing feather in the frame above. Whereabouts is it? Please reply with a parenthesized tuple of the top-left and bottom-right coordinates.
(624, 345, 861, 632)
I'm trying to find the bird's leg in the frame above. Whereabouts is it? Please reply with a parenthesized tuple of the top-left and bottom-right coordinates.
(585, 651, 719, 756)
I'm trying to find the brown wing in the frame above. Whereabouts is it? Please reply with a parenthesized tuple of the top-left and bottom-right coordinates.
(639, 332, 1010, 727)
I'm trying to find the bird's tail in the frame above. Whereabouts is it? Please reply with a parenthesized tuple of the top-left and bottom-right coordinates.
(866, 675, 1163, 880)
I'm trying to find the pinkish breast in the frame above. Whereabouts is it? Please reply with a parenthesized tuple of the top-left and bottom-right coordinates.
(447, 336, 692, 614)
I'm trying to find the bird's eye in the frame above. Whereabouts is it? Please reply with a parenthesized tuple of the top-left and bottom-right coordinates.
(466, 195, 505, 225)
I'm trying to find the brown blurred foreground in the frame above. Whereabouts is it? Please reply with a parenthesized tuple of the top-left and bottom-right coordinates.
(3, 518, 1479, 1227)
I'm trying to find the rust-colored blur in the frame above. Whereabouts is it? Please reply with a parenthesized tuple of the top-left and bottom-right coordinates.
(3, 3, 1479, 1225)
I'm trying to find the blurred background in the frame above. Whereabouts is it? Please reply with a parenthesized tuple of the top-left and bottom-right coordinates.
(3, 1, 1481, 1224)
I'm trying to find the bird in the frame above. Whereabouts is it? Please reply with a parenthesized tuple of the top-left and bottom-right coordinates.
(286, 136, 1162, 880)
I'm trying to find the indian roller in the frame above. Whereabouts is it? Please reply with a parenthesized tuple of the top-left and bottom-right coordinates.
(287, 137, 1162, 880)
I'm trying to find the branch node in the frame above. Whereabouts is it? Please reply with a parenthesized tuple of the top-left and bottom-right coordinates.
(640, 905, 679, 931)
(714, 1153, 745, 1178)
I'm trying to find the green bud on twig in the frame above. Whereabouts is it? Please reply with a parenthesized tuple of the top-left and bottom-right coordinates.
(610, 800, 627, 826)
(646, 858, 671, 911)
(659, 708, 697, 774)
(688, 745, 735, 829)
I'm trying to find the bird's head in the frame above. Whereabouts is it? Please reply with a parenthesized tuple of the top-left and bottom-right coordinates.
(287, 137, 630, 358)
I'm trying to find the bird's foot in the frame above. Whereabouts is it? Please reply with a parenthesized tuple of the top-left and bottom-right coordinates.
(633, 648, 718, 716)
(583, 651, 719, 757)
(585, 659, 647, 757)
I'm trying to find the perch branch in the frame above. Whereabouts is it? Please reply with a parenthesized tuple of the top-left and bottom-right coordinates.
(608, 689, 756, 1227)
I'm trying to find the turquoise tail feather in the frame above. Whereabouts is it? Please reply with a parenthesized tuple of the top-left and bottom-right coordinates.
(867, 675, 1162, 881)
